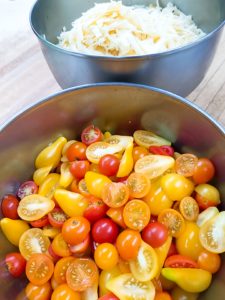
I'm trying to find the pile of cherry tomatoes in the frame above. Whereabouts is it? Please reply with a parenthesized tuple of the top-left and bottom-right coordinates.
(1, 125, 225, 300)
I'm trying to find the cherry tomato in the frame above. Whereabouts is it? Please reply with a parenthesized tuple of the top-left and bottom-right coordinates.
(62, 216, 90, 245)
(197, 250, 221, 273)
(94, 243, 119, 270)
(167, 242, 178, 258)
(142, 222, 168, 248)
(164, 254, 198, 268)
(47, 244, 61, 262)
(17, 181, 38, 199)
(133, 130, 171, 148)
(83, 196, 108, 223)
(132, 146, 149, 163)
(1, 194, 19, 219)
(48, 208, 68, 228)
(69, 233, 90, 255)
(30, 215, 49, 228)
(99, 292, 119, 300)
(51, 284, 81, 300)
(54, 257, 75, 284)
(25, 281, 52, 300)
(158, 209, 185, 238)
(179, 197, 199, 221)
(69, 160, 90, 179)
(69, 178, 79, 193)
(196, 206, 219, 227)
(123, 199, 150, 231)
(66, 258, 98, 292)
(38, 173, 60, 199)
(99, 154, 120, 176)
(101, 182, 129, 208)
(127, 172, 151, 198)
(116, 229, 141, 260)
(106, 207, 126, 228)
(81, 124, 103, 145)
(52, 233, 72, 257)
(78, 178, 91, 196)
(154, 292, 173, 300)
(43, 225, 60, 239)
(92, 218, 119, 244)
(193, 158, 215, 184)
(5, 252, 26, 277)
(195, 184, 220, 209)
(149, 145, 174, 156)
(86, 142, 122, 164)
(26, 253, 54, 285)
(99, 266, 121, 296)
(175, 154, 198, 177)
(66, 141, 87, 161)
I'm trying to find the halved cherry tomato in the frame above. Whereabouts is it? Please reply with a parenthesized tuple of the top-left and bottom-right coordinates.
(1, 194, 19, 219)
(19, 228, 50, 260)
(51, 284, 81, 300)
(99, 266, 121, 296)
(83, 196, 108, 223)
(102, 182, 129, 208)
(25, 281, 52, 300)
(196, 206, 219, 227)
(48, 244, 61, 262)
(179, 197, 199, 221)
(33, 166, 52, 186)
(59, 162, 74, 188)
(149, 146, 174, 157)
(48, 208, 68, 228)
(195, 184, 220, 209)
(26, 253, 54, 285)
(142, 222, 168, 248)
(17, 194, 55, 222)
(105, 135, 133, 151)
(69, 233, 90, 255)
(175, 154, 198, 177)
(86, 142, 123, 164)
(106, 207, 126, 228)
(43, 225, 61, 239)
(81, 124, 103, 145)
(197, 250, 221, 273)
(193, 158, 215, 184)
(123, 199, 150, 231)
(54, 256, 75, 284)
(132, 146, 149, 163)
(66, 258, 98, 292)
(85, 171, 112, 198)
(94, 243, 119, 270)
(30, 215, 49, 228)
(5, 252, 26, 277)
(62, 216, 90, 245)
(116, 229, 141, 261)
(134, 130, 171, 148)
(92, 218, 119, 244)
(78, 179, 91, 196)
(17, 181, 38, 199)
(38, 173, 60, 199)
(158, 209, 185, 238)
(99, 292, 119, 300)
(154, 292, 172, 300)
(164, 254, 198, 268)
(69, 160, 90, 179)
(99, 154, 120, 177)
(127, 172, 151, 198)
(51, 233, 72, 257)
(66, 141, 87, 161)
(69, 178, 79, 193)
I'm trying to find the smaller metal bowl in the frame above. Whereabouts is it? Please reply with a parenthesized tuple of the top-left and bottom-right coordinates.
(30, 0, 225, 96)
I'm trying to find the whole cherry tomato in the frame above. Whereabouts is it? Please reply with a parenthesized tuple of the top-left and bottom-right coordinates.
(70, 160, 90, 179)
(51, 284, 81, 300)
(62, 216, 90, 245)
(17, 181, 38, 199)
(99, 154, 120, 177)
(92, 218, 119, 244)
(193, 158, 215, 184)
(94, 243, 119, 270)
(116, 229, 141, 260)
(25, 281, 52, 300)
(1, 194, 19, 219)
(5, 252, 26, 277)
(195, 184, 220, 209)
(83, 196, 108, 223)
(132, 146, 149, 163)
(197, 250, 221, 273)
(81, 124, 103, 145)
(66, 142, 87, 161)
(142, 222, 168, 248)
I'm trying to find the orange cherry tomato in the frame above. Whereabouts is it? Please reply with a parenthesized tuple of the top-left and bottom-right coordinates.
(158, 209, 185, 238)
(94, 243, 119, 270)
(54, 256, 75, 284)
(179, 197, 199, 221)
(66, 141, 87, 161)
(26, 253, 54, 286)
(175, 154, 198, 177)
(62, 216, 90, 245)
(197, 250, 221, 273)
(102, 182, 129, 208)
(106, 207, 126, 228)
(116, 229, 141, 261)
(193, 158, 215, 184)
(51, 233, 72, 257)
(69, 233, 90, 255)
(25, 281, 52, 300)
(66, 258, 98, 292)
(123, 199, 151, 231)
(132, 146, 149, 163)
(51, 284, 81, 300)
(154, 291, 173, 300)
(127, 172, 151, 198)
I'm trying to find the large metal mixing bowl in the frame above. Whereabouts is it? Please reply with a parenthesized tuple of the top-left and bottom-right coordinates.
(0, 83, 225, 299)
(30, 0, 225, 96)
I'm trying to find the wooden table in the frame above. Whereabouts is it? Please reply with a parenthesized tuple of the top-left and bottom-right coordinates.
(1, 1, 225, 128)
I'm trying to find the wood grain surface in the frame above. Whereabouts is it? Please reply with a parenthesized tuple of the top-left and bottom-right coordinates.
(0, 1, 225, 128)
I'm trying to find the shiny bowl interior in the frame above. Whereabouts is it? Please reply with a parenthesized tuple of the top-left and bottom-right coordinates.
(0, 83, 225, 299)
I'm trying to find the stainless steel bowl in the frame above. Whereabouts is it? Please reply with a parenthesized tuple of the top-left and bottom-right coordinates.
(0, 83, 225, 299)
(30, 0, 225, 96)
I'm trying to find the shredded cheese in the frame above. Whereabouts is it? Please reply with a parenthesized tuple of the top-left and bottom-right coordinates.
(57, 1, 205, 56)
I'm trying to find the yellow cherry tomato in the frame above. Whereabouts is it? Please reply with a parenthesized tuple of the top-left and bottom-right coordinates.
(133, 130, 171, 148)
(86, 142, 123, 164)
(0, 218, 30, 246)
(116, 141, 134, 178)
(51, 284, 81, 300)
(35, 136, 67, 169)
(161, 174, 194, 201)
(25, 281, 52, 300)
(176, 221, 204, 260)
(99, 266, 121, 296)
(33, 166, 52, 186)
(54, 189, 89, 217)
(154, 236, 172, 278)
(38, 173, 60, 199)
(94, 243, 119, 270)
(59, 162, 74, 188)
(85, 171, 112, 198)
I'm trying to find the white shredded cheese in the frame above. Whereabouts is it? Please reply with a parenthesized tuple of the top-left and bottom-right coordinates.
(57, 1, 205, 56)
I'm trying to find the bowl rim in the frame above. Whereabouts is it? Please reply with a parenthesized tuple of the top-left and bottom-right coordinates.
(1, 83, 225, 136)
(30, 0, 225, 60)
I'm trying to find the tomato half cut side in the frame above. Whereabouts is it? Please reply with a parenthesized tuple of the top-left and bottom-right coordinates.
(52, 233, 72, 257)
(164, 254, 198, 268)
(48, 208, 68, 228)
(158, 209, 185, 238)
(66, 258, 98, 292)
(133, 130, 171, 148)
(81, 124, 103, 146)
(102, 182, 129, 208)
(26, 253, 54, 285)
(17, 181, 38, 199)
(175, 154, 198, 177)
(127, 172, 151, 198)
(179, 197, 199, 221)
(54, 256, 75, 284)
(5, 252, 26, 278)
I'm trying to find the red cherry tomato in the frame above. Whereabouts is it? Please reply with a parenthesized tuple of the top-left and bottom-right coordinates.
(99, 292, 119, 300)
(5, 252, 26, 277)
(30, 215, 49, 228)
(17, 181, 38, 199)
(81, 124, 103, 146)
(66, 142, 87, 161)
(193, 158, 215, 184)
(83, 196, 108, 223)
(99, 154, 120, 177)
(70, 160, 90, 179)
(164, 254, 198, 268)
(1, 194, 19, 219)
(142, 222, 168, 248)
(48, 208, 68, 228)
(149, 146, 174, 156)
(92, 218, 119, 244)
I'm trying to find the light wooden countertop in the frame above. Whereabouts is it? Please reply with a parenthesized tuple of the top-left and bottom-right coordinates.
(1, 1, 225, 128)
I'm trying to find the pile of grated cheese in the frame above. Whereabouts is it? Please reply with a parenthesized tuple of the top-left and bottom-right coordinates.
(57, 1, 205, 56)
